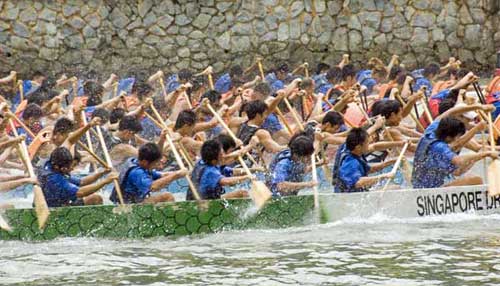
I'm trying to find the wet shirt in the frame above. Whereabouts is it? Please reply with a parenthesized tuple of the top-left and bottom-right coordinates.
(189, 160, 232, 200)
(334, 149, 371, 193)
(38, 162, 82, 207)
(412, 134, 458, 189)
(356, 70, 377, 95)
(267, 149, 306, 196)
(166, 74, 180, 93)
(262, 113, 283, 134)
(215, 73, 231, 94)
(412, 69, 433, 97)
(140, 116, 161, 141)
(120, 158, 162, 203)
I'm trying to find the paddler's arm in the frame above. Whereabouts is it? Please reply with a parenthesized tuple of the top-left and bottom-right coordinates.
(450, 121, 487, 152)
(222, 137, 258, 162)
(220, 174, 251, 186)
(400, 76, 413, 99)
(0, 135, 26, 150)
(386, 128, 418, 152)
(80, 169, 110, 186)
(401, 92, 423, 118)
(322, 133, 346, 145)
(355, 173, 393, 189)
(255, 129, 287, 153)
(66, 116, 102, 145)
(134, 134, 149, 146)
(276, 181, 318, 194)
(150, 169, 188, 191)
(396, 125, 422, 138)
(452, 151, 497, 176)
(0, 176, 37, 193)
(102, 74, 118, 91)
(76, 174, 116, 198)
(95, 94, 124, 110)
(450, 72, 476, 91)
(127, 98, 152, 119)
(192, 105, 228, 133)
(179, 136, 203, 155)
(0, 71, 16, 84)
(368, 158, 397, 173)
(308, 92, 327, 120)
(437, 103, 493, 120)
(368, 141, 405, 153)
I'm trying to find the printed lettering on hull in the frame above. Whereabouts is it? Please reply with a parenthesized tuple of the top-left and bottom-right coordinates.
(416, 191, 500, 216)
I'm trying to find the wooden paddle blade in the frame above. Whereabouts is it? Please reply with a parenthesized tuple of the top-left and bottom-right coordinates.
(33, 185, 50, 229)
(250, 180, 272, 209)
(488, 161, 500, 197)
(0, 213, 12, 232)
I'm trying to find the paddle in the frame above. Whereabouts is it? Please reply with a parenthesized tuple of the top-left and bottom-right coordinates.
(381, 142, 409, 191)
(203, 100, 272, 208)
(94, 125, 129, 212)
(8, 118, 49, 229)
(310, 153, 319, 209)
(257, 58, 266, 80)
(0, 212, 11, 232)
(486, 113, 500, 197)
(80, 111, 98, 172)
(17, 80, 24, 102)
(148, 105, 202, 202)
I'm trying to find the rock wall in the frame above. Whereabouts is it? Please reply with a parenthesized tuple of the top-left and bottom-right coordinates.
(0, 0, 499, 78)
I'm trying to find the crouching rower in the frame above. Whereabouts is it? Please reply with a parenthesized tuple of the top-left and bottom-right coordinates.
(412, 117, 497, 188)
(110, 143, 187, 204)
(333, 128, 399, 193)
(187, 139, 251, 200)
(38, 147, 116, 207)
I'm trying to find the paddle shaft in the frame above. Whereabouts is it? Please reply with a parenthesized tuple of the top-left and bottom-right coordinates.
(80, 111, 97, 171)
(395, 93, 425, 131)
(283, 98, 304, 131)
(311, 154, 319, 209)
(382, 142, 410, 191)
(95, 125, 125, 205)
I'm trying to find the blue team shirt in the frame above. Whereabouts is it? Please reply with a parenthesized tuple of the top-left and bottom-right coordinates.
(335, 151, 371, 193)
(412, 69, 433, 97)
(412, 134, 457, 188)
(265, 73, 285, 93)
(268, 149, 306, 196)
(122, 159, 162, 203)
(38, 162, 82, 207)
(140, 116, 161, 140)
(192, 160, 233, 199)
(166, 74, 181, 93)
(262, 113, 283, 134)
(356, 70, 377, 95)
(215, 73, 232, 94)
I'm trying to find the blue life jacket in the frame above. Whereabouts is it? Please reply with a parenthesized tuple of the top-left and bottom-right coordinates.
(266, 149, 306, 196)
(110, 158, 142, 204)
(331, 144, 369, 193)
(187, 160, 224, 200)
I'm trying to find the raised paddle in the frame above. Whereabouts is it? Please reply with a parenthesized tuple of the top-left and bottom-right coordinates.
(203, 100, 272, 208)
(94, 125, 129, 212)
(486, 113, 500, 197)
(80, 111, 98, 172)
(381, 142, 409, 191)
(257, 58, 266, 80)
(8, 118, 49, 229)
(310, 153, 319, 209)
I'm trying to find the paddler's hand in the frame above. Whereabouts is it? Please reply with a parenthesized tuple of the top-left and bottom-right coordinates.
(249, 136, 259, 148)
(484, 151, 499, 160)
(476, 121, 488, 131)
(481, 104, 495, 113)
(405, 75, 414, 84)
(14, 134, 26, 143)
(143, 97, 153, 107)
(110, 73, 119, 82)
(235, 138, 244, 148)
(106, 172, 119, 182)
(372, 115, 385, 129)
(89, 117, 102, 127)
(307, 180, 319, 188)
(177, 168, 189, 178)
(291, 78, 302, 88)
(27, 176, 38, 185)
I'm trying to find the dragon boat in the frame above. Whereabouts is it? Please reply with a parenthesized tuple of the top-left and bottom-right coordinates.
(0, 184, 498, 241)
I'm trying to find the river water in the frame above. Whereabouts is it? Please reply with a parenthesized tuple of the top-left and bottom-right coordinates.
(1, 212, 499, 285)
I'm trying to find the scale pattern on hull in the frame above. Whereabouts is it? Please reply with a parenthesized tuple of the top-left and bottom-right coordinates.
(0, 196, 315, 241)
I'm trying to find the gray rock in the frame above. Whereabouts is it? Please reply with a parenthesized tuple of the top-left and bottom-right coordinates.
(3, 7, 19, 20)
(192, 13, 211, 29)
(80, 5, 90, 18)
(141, 45, 158, 58)
(254, 20, 267, 35)
(289, 19, 301, 39)
(470, 8, 486, 24)
(83, 25, 96, 38)
(65, 34, 84, 48)
(232, 22, 252, 35)
(274, 6, 287, 21)
(464, 24, 481, 48)
(125, 37, 142, 49)
(127, 19, 142, 30)
(360, 11, 381, 29)
(435, 41, 450, 61)
(193, 52, 207, 61)
(392, 12, 407, 28)
(236, 10, 253, 22)
(216, 2, 233, 13)
(166, 25, 179, 34)
(432, 28, 445, 41)
(291, 1, 304, 18)
(315, 0, 326, 13)
(176, 59, 191, 70)
(411, 28, 429, 47)
(361, 0, 376, 10)
(393, 26, 412, 40)
(175, 14, 192, 26)
(138, 0, 153, 17)
(19, 6, 37, 22)
(348, 15, 362, 30)
(157, 15, 174, 28)
(263, 0, 279, 6)
(11, 36, 32, 50)
(85, 13, 101, 28)
(310, 16, 322, 36)
(332, 27, 348, 51)
(348, 30, 363, 52)
(446, 32, 461, 48)
(189, 30, 206, 39)
(277, 22, 289, 41)
(380, 17, 393, 32)
(300, 33, 310, 45)
(443, 16, 458, 34)
(388, 39, 409, 55)
(383, 2, 395, 16)
(144, 34, 160, 44)
(176, 35, 188, 45)
(430, 1, 443, 13)
(110, 8, 130, 29)
(159, 44, 175, 58)
(13, 22, 31, 38)
(401, 53, 417, 69)
(0, 22, 10, 31)
(318, 31, 331, 45)
(412, 0, 429, 10)
(34, 2, 43, 11)
(201, 7, 218, 15)
(411, 12, 435, 27)
(63, 5, 79, 17)
(262, 31, 277, 41)
(327, 1, 342, 15)
(185, 3, 200, 19)
(265, 15, 278, 30)
(231, 36, 251, 52)
(69, 16, 86, 29)
(39, 8, 57, 21)
(44, 35, 58, 48)
(458, 48, 474, 63)
(459, 5, 473, 24)
(39, 47, 58, 60)
(374, 34, 387, 46)
(149, 25, 166, 36)
(143, 12, 157, 27)
(44, 22, 56, 35)
(98, 5, 109, 18)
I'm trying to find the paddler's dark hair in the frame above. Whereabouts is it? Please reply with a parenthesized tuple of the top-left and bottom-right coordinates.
(50, 147, 73, 169)
(289, 133, 314, 157)
(53, 117, 74, 135)
(138, 143, 162, 163)
(379, 100, 402, 119)
(322, 111, 344, 127)
(217, 134, 236, 152)
(438, 98, 457, 114)
(110, 108, 125, 124)
(346, 128, 368, 151)
(423, 63, 440, 77)
(341, 64, 356, 81)
(435, 117, 465, 141)
(22, 103, 43, 120)
(245, 100, 267, 120)
(118, 115, 143, 133)
(200, 90, 221, 104)
(174, 110, 197, 130)
(91, 108, 110, 124)
(254, 82, 272, 97)
(201, 139, 221, 165)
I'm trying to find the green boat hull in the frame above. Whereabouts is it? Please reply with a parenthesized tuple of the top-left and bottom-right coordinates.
(0, 195, 316, 241)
